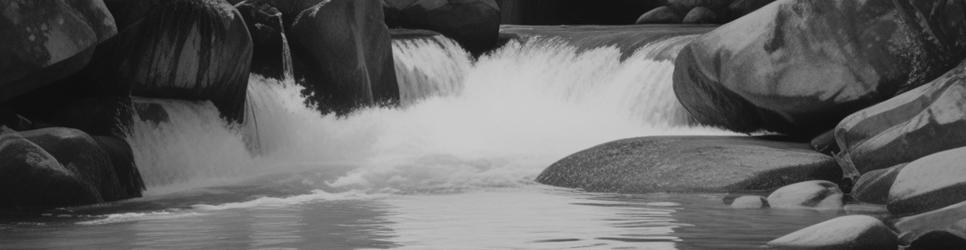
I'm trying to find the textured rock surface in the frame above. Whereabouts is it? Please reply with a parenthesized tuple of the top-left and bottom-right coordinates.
(888, 147, 966, 216)
(673, 0, 966, 138)
(0, 128, 100, 209)
(767, 180, 843, 209)
(835, 60, 966, 179)
(384, 0, 500, 55)
(0, 0, 117, 102)
(536, 136, 841, 193)
(289, 0, 399, 115)
(768, 215, 897, 250)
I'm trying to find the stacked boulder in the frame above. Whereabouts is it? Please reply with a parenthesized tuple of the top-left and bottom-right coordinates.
(636, 0, 775, 24)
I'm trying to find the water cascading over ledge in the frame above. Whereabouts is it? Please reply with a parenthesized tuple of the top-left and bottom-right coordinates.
(124, 34, 715, 195)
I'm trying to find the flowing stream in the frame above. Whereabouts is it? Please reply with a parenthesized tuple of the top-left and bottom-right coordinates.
(0, 32, 842, 250)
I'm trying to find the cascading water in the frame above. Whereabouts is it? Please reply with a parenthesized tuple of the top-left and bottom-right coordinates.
(125, 35, 730, 195)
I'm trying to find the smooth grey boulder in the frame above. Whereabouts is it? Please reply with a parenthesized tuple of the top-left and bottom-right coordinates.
(767, 180, 844, 209)
(730, 195, 768, 209)
(852, 164, 906, 204)
(768, 215, 897, 250)
(888, 147, 966, 216)
(536, 136, 841, 193)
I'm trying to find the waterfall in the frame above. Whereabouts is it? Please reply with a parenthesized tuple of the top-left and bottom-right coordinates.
(392, 35, 473, 105)
(279, 15, 294, 82)
(125, 35, 728, 195)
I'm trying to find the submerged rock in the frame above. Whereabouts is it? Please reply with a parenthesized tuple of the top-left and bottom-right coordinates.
(536, 136, 841, 193)
(888, 147, 966, 216)
(384, 0, 500, 55)
(730, 195, 768, 209)
(767, 180, 843, 210)
(86, 0, 253, 123)
(0, 128, 100, 209)
(0, 0, 116, 102)
(289, 0, 399, 115)
(768, 215, 897, 250)
(635, 6, 682, 24)
(673, 0, 966, 138)
(835, 60, 966, 179)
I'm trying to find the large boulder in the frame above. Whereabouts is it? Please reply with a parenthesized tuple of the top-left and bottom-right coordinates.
(84, 0, 253, 123)
(888, 147, 966, 216)
(21, 128, 144, 202)
(673, 0, 966, 138)
(894, 200, 966, 245)
(384, 0, 500, 55)
(766, 180, 843, 209)
(0, 128, 100, 209)
(0, 0, 116, 102)
(536, 136, 841, 193)
(236, 0, 287, 79)
(289, 0, 399, 115)
(768, 215, 898, 250)
(835, 60, 966, 179)
(635, 6, 682, 24)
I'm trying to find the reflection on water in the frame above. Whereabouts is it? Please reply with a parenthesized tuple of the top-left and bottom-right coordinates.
(0, 186, 843, 250)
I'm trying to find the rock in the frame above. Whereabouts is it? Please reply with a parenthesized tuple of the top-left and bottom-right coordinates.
(767, 215, 898, 250)
(92, 135, 144, 199)
(894, 200, 966, 245)
(673, 0, 966, 138)
(86, 0, 253, 123)
(727, 0, 774, 19)
(497, 0, 664, 25)
(835, 60, 966, 179)
(21, 128, 143, 202)
(384, 0, 500, 55)
(236, 0, 287, 79)
(810, 130, 838, 155)
(908, 231, 966, 250)
(730, 195, 768, 209)
(0, 0, 117, 102)
(635, 6, 682, 24)
(767, 180, 843, 209)
(536, 136, 841, 193)
(843, 203, 889, 215)
(888, 147, 966, 215)
(0, 128, 100, 209)
(681, 7, 717, 24)
(852, 164, 906, 204)
(289, 0, 399, 115)
(668, 0, 729, 10)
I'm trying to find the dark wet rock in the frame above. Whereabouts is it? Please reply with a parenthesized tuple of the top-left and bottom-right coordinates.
(673, 0, 966, 138)
(496, 0, 664, 25)
(730, 195, 768, 209)
(536, 136, 841, 193)
(635, 6, 682, 24)
(852, 164, 906, 204)
(21, 128, 143, 202)
(0, 128, 100, 209)
(888, 147, 966, 216)
(767, 215, 897, 250)
(907, 231, 966, 250)
(236, 0, 287, 79)
(0, 0, 117, 103)
(809, 130, 838, 155)
(500, 25, 713, 61)
(384, 0, 500, 55)
(682, 7, 717, 24)
(133, 99, 171, 125)
(767, 180, 843, 209)
(835, 60, 966, 179)
(726, 0, 774, 19)
(894, 200, 966, 245)
(288, 0, 399, 115)
(87, 0, 253, 123)
(668, 0, 730, 10)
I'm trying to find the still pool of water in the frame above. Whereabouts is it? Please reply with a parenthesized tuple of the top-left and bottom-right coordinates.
(0, 178, 843, 249)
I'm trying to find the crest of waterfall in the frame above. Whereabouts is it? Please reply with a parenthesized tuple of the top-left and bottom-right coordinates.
(392, 35, 473, 105)
(125, 34, 726, 194)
